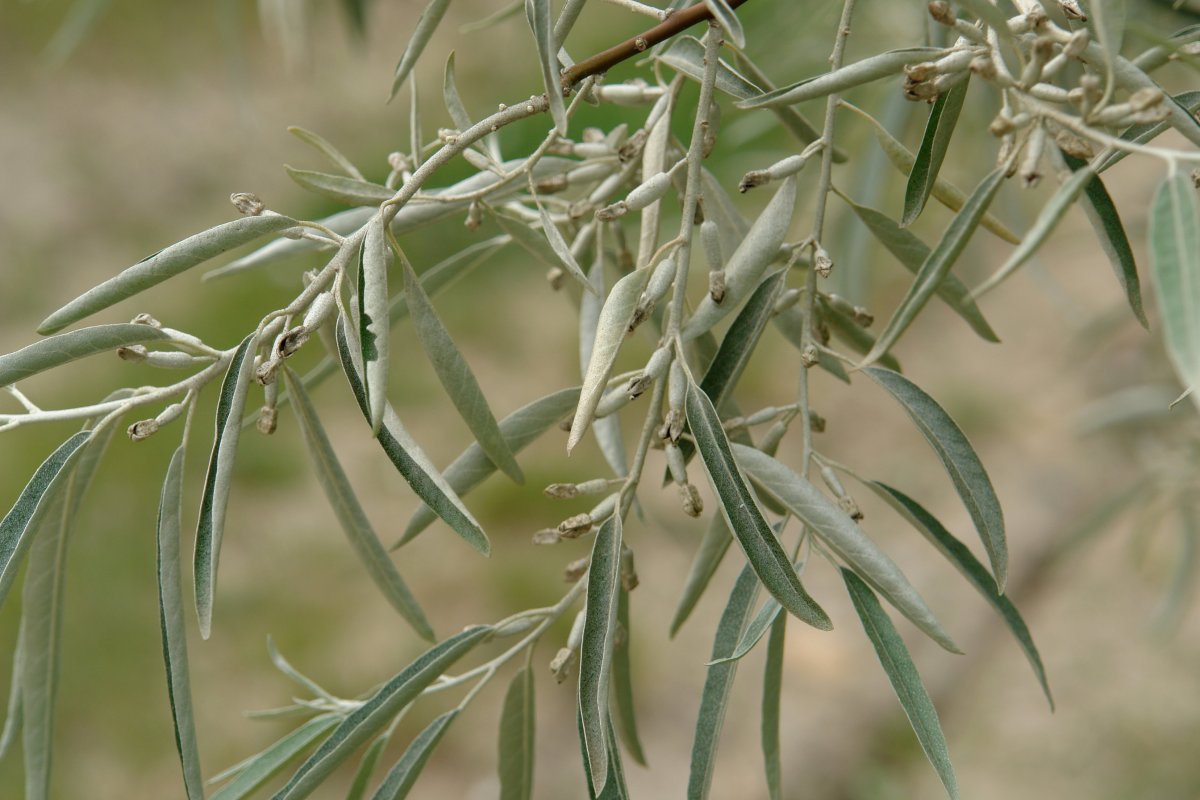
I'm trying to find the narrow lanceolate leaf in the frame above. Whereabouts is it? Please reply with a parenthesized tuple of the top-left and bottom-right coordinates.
(443, 51, 477, 143)
(336, 319, 489, 555)
(403, 260, 523, 483)
(0, 621, 22, 761)
(282, 369, 433, 640)
(862, 168, 1006, 367)
(687, 564, 760, 800)
(704, 0, 745, 47)
(761, 614, 786, 800)
(346, 734, 390, 800)
(498, 666, 535, 800)
(388, 0, 452, 101)
(362, 215, 391, 435)
(0, 324, 170, 386)
(657, 36, 763, 100)
(579, 515, 623, 794)
(871, 482, 1053, 709)
(285, 167, 393, 207)
(1062, 152, 1147, 327)
(157, 446, 204, 799)
(737, 48, 946, 109)
(273, 626, 491, 800)
(733, 445, 960, 653)
(971, 163, 1096, 299)
(287, 126, 365, 180)
(536, 201, 595, 294)
(370, 710, 459, 800)
(865, 367, 1007, 591)
(581, 236, 628, 480)
(578, 714, 631, 800)
(0, 432, 91, 611)
(526, 0, 568, 134)
(670, 514, 734, 637)
(1090, 0, 1127, 93)
(686, 384, 832, 631)
(492, 212, 594, 294)
(210, 715, 339, 800)
(1150, 172, 1200, 405)
(568, 268, 652, 453)
(837, 192, 998, 342)
(903, 76, 970, 227)
(612, 588, 646, 765)
(816, 299, 902, 373)
(731, 51, 841, 157)
(38, 215, 298, 334)
(842, 570, 960, 800)
(195, 334, 257, 639)
(709, 596, 782, 666)
(682, 177, 797, 340)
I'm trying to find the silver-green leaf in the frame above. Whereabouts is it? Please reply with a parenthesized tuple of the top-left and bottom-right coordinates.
(287, 126, 365, 180)
(210, 715, 339, 800)
(703, 0, 745, 48)
(1150, 172, 1200, 405)
(612, 587, 646, 766)
(0, 324, 170, 386)
(903, 76, 970, 227)
(498, 666, 535, 800)
(579, 514, 623, 794)
(362, 215, 391, 435)
(370, 710, 459, 800)
(388, 0, 453, 102)
(525, 0, 568, 134)
(657, 36, 763, 100)
(285, 167, 393, 207)
(669, 514, 734, 637)
(761, 613, 785, 800)
(737, 48, 947, 109)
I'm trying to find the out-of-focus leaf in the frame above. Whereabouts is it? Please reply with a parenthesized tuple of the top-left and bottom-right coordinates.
(579, 515, 623, 794)
(195, 334, 257, 639)
(612, 587, 645, 765)
(1150, 172, 1200, 404)
(865, 367, 1007, 590)
(1097, 90, 1200, 173)
(526, 0, 568, 134)
(336, 319, 490, 555)
(843, 570, 960, 800)
(0, 621, 22, 761)
(670, 514, 734, 637)
(817, 299, 903, 372)
(581, 236, 628, 479)
(903, 77, 970, 227)
(951, 0, 1015, 34)
(388, 0, 453, 102)
(282, 368, 433, 639)
(460, 0, 522, 32)
(862, 168, 1006, 366)
(369, 710, 458, 800)
(737, 48, 946, 108)
(657, 37, 762, 99)
(285, 167, 392, 207)
(536, 201, 595, 293)
(274, 626, 490, 799)
(686, 384, 832, 630)
(730, 51, 842, 158)
(498, 666, 535, 800)
(0, 324, 170, 386)
(442, 51, 474, 133)
(709, 595, 782, 665)
(210, 715, 339, 800)
(491, 212, 594, 294)
(704, 0, 745, 47)
(1091, 0, 1127, 92)
(870, 482, 1053, 708)
(346, 733, 390, 800)
(341, 0, 369, 39)
(761, 613, 785, 800)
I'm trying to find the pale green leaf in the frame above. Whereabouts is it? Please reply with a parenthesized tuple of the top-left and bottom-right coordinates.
(579, 514, 623, 794)
(525, 0, 568, 134)
(843, 570, 960, 800)
(498, 666, 535, 800)
(704, 0, 745, 47)
(389, 0, 453, 102)
(0, 621, 22, 761)
(442, 51, 474, 133)
(612, 587, 645, 765)
(362, 215, 391, 435)
(194, 334, 257, 639)
(656, 36, 762, 100)
(730, 51, 842, 158)
(1097, 90, 1200, 173)
(737, 48, 947, 109)
(285, 167, 392, 207)
(0, 324, 170, 386)
(288, 127, 365, 180)
(370, 710, 459, 800)
(903, 76, 970, 227)
(761, 613, 785, 800)
(1150, 172, 1200, 404)
(669, 514, 734, 637)
(536, 201, 596, 294)
(708, 595, 782, 666)
(1090, 0, 1127, 93)
(210, 715, 339, 800)
(950, 0, 1014, 34)
(38, 216, 298, 334)
(815, 299, 903, 372)
(346, 733, 390, 800)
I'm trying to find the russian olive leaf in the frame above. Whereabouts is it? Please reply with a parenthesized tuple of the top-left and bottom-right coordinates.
(361, 214, 391, 435)
(612, 587, 646, 765)
(761, 614, 786, 800)
(525, 0, 568, 134)
(731, 51, 844, 158)
(581, 237, 629, 479)
(1090, 0, 1127, 93)
(442, 51, 474, 134)
(536, 200, 595, 294)
(737, 48, 947, 109)
(388, 0, 452, 101)
(284, 167, 393, 207)
(0, 621, 21, 761)
(346, 734, 390, 800)
(704, 0, 745, 47)
(816, 299, 903, 372)
(1150, 172, 1200, 406)
(492, 212, 595, 295)
(657, 36, 762, 100)
(1097, 90, 1200, 173)
(903, 76, 970, 227)
(369, 710, 459, 800)
(579, 514, 623, 794)
(287, 126, 365, 180)
(0, 324, 170, 386)
(708, 595, 782, 666)
(210, 715, 339, 800)
(669, 514, 734, 637)
(498, 666, 535, 800)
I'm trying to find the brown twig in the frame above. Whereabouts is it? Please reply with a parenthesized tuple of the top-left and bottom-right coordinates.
(561, 0, 754, 89)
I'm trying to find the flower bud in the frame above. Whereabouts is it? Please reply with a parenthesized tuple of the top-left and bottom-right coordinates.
(117, 345, 148, 362)
(257, 405, 278, 435)
(708, 270, 726, 304)
(680, 483, 703, 517)
(564, 556, 590, 582)
(131, 313, 162, 327)
(558, 513, 593, 539)
(230, 192, 264, 216)
(127, 419, 159, 442)
(813, 247, 833, 278)
(550, 647, 577, 683)
(532, 528, 562, 545)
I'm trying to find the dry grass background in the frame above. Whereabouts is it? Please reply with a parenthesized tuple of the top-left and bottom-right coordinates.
(1, 1, 1199, 798)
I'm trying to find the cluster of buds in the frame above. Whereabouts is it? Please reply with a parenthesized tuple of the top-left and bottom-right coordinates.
(255, 291, 336, 387)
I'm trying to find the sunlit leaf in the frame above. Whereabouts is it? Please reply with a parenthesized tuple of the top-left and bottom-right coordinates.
(442, 51, 474, 133)
(657, 36, 762, 100)
(1150, 172, 1200, 406)
(388, 0, 453, 102)
(612, 587, 645, 765)
(370, 710, 459, 800)
(903, 76, 970, 227)
(361, 215, 391, 435)
(210, 715, 339, 800)
(525, 0, 568, 134)
(498, 667, 535, 800)
(0, 324, 170, 386)
(285, 167, 392, 207)
(737, 48, 946, 109)
(579, 514, 623, 794)
(581, 236, 628, 479)
(730, 51, 842, 158)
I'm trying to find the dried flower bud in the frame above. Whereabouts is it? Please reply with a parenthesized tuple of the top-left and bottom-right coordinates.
(811, 411, 827, 433)
(230, 192, 264, 216)
(564, 556, 590, 582)
(277, 326, 310, 359)
(532, 528, 562, 545)
(1192, 169, 1200, 189)
(535, 174, 569, 194)
(1054, 129, 1095, 160)
(739, 170, 769, 193)
(546, 266, 565, 290)
(660, 406, 685, 443)
(254, 405, 277, 435)
(801, 344, 819, 368)
(117, 345, 147, 362)
(558, 513, 593, 539)
(549, 647, 577, 683)
(387, 151, 410, 173)
(544, 482, 580, 499)
(617, 129, 648, 162)
(127, 419, 159, 442)
(905, 62, 937, 83)
(708, 270, 726, 304)
(1059, 0, 1086, 21)
(838, 495, 865, 522)
(852, 306, 874, 327)
(927, 1, 955, 25)
(813, 247, 833, 278)
(131, 313, 162, 327)
(1129, 87, 1165, 112)
(968, 56, 997, 80)
(680, 483, 703, 517)
(620, 547, 638, 591)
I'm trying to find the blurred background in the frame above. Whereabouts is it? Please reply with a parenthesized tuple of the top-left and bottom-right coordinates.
(1, 0, 1199, 797)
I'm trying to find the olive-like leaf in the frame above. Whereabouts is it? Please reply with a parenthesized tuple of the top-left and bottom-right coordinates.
(682, 176, 796, 340)
(498, 666, 535, 800)
(761, 613, 786, 800)
(285, 167, 392, 207)
(737, 48, 947, 109)
(731, 51, 843, 158)
(865, 367, 1007, 590)
(1090, 0, 1127, 93)
(870, 482, 1053, 709)
(0, 621, 22, 761)
(273, 626, 490, 800)
(0, 324, 170, 386)
(669, 514, 734, 637)
(772, 305, 860, 380)
(704, 0, 745, 48)
(568, 268, 652, 453)
(402, 259, 523, 483)
(816, 299, 903, 372)
(210, 715, 339, 800)
(732, 444, 961, 652)
(370, 710, 459, 800)
(346, 734, 391, 800)
(612, 587, 645, 765)
(903, 76, 970, 227)
(862, 168, 1006, 367)
(282, 368, 434, 640)
(1150, 172, 1200, 405)
(362, 215, 391, 435)
(708, 595, 782, 666)
(579, 514, 623, 794)
(388, 0, 453, 102)
(656, 36, 763, 100)
(525, 0, 568, 134)
(536, 201, 595, 294)
(842, 569, 960, 800)
(335, 318, 490, 555)
(686, 383, 832, 630)
(287, 126, 365, 180)
(38, 216, 298, 334)
(578, 713, 631, 800)
(492, 212, 594, 294)
(581, 238, 629, 479)
(1097, 90, 1200, 173)
(195, 334, 257, 639)
(686, 563, 760, 800)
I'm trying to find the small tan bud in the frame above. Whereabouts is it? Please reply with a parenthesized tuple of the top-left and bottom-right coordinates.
(532, 528, 562, 545)
(277, 326, 310, 359)
(620, 547, 638, 591)
(131, 313, 162, 327)
(549, 648, 577, 683)
(708, 270, 726, 304)
(127, 419, 159, 442)
(813, 247, 833, 278)
(811, 412, 827, 433)
(1054, 129, 1095, 160)
(1129, 87, 1165, 112)
(801, 344, 819, 368)
(838, 495, 865, 522)
(564, 557, 590, 582)
(927, 1, 954, 25)
(905, 62, 938, 83)
(387, 151, 410, 173)
(546, 266, 565, 290)
(230, 192, 264, 216)
(117, 345, 148, 362)
(465, 201, 483, 231)
(257, 406, 278, 435)
(558, 513, 593, 539)
(680, 483, 703, 518)
(739, 170, 769, 193)
(544, 482, 580, 499)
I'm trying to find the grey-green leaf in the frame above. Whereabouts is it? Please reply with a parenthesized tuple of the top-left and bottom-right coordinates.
(657, 36, 763, 100)
(526, 0, 568, 134)
(403, 259, 523, 483)
(0, 621, 22, 761)
(612, 587, 646, 765)
(38, 215, 298, 334)
(536, 201, 596, 294)
(362, 215, 391, 435)
(1097, 90, 1200, 174)
(579, 514, 623, 794)
(335, 318, 490, 555)
(761, 613, 785, 800)
(370, 710, 459, 800)
(1150, 172, 1200, 403)
(442, 51, 474, 133)
(211, 715, 339, 800)
(865, 366, 1007, 590)
(862, 168, 1006, 366)
(282, 368, 434, 640)
(194, 334, 257, 639)
(346, 734, 390, 800)
(0, 324, 170, 386)
(732, 444, 960, 652)
(389, 0, 453, 102)
(737, 48, 947, 109)
(491, 212, 594, 294)
(287, 126, 365, 180)
(285, 167, 393, 207)
(708, 595, 782, 666)
(581, 238, 629, 479)
(273, 626, 490, 800)
(903, 76, 970, 227)
(870, 481, 1053, 709)
(1090, 0, 1127, 92)
(842, 569, 960, 800)
(704, 0, 745, 47)
(686, 383, 832, 631)
(498, 666, 535, 800)
(669, 514, 734, 637)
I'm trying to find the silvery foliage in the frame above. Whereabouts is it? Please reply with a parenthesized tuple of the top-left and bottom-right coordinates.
(3, 0, 1200, 797)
